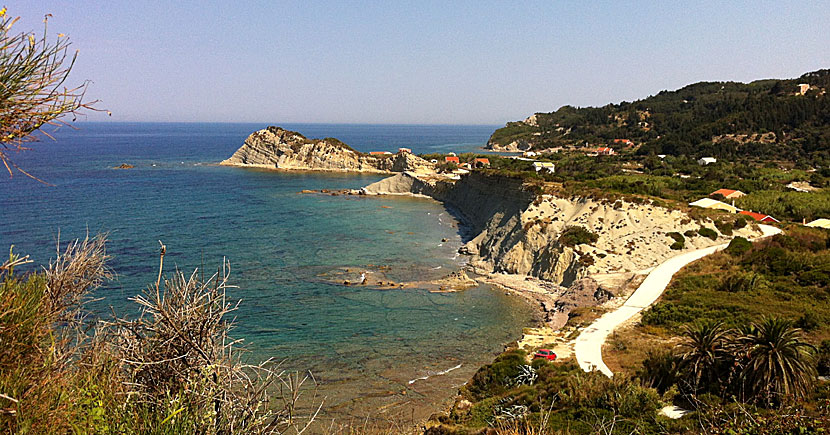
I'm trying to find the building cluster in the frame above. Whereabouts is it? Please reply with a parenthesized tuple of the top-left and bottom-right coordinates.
(690, 188, 828, 228)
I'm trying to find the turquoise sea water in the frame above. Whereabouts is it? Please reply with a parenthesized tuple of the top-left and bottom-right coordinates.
(0, 123, 534, 420)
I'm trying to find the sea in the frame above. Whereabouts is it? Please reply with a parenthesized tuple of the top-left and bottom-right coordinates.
(0, 123, 534, 423)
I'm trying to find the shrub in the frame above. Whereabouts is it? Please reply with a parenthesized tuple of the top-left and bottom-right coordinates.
(465, 350, 527, 401)
(670, 241, 684, 250)
(794, 312, 821, 331)
(818, 340, 830, 376)
(642, 303, 700, 327)
(558, 226, 599, 247)
(718, 271, 763, 292)
(725, 236, 752, 256)
(733, 215, 749, 229)
(698, 227, 718, 240)
(637, 349, 680, 394)
(715, 220, 734, 236)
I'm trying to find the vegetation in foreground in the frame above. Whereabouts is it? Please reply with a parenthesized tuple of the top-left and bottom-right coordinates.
(0, 240, 327, 434)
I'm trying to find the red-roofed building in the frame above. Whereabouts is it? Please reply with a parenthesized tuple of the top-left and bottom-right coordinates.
(711, 188, 745, 199)
(398, 148, 412, 154)
(739, 211, 779, 223)
(369, 151, 391, 155)
(473, 158, 490, 168)
(613, 139, 634, 147)
(596, 147, 615, 155)
(445, 156, 460, 164)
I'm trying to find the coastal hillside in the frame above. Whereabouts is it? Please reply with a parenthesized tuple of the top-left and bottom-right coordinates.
(363, 172, 762, 288)
(221, 126, 434, 173)
(488, 69, 830, 162)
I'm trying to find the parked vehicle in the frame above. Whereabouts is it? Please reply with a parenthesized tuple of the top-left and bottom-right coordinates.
(533, 349, 557, 361)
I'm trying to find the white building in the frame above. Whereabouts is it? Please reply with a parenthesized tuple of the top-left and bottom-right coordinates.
(797, 83, 810, 95)
(698, 157, 717, 166)
(533, 162, 555, 173)
(806, 218, 830, 229)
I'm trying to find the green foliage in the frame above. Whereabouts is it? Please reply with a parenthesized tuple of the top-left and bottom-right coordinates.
(733, 215, 749, 229)
(558, 226, 599, 247)
(736, 190, 830, 222)
(725, 236, 752, 256)
(714, 220, 734, 236)
(488, 70, 830, 167)
(740, 317, 817, 406)
(465, 350, 528, 401)
(698, 227, 718, 240)
(667, 232, 685, 250)
(818, 340, 830, 376)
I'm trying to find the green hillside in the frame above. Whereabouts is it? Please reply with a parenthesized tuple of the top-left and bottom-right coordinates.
(490, 69, 830, 164)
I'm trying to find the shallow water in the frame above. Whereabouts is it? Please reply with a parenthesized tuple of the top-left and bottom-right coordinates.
(0, 123, 534, 421)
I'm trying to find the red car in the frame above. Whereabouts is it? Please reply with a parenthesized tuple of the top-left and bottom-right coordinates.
(533, 349, 557, 361)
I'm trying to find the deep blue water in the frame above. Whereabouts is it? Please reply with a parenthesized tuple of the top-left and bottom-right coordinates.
(0, 123, 533, 418)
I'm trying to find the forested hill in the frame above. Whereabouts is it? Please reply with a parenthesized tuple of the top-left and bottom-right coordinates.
(489, 69, 830, 163)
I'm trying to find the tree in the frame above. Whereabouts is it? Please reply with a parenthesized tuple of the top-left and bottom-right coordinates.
(0, 8, 102, 179)
(677, 321, 730, 394)
(738, 317, 816, 406)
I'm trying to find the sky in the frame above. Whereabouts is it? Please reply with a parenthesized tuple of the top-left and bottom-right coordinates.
(7, 1, 830, 124)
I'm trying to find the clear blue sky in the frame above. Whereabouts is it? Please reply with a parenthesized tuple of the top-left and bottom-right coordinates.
(8, 1, 830, 124)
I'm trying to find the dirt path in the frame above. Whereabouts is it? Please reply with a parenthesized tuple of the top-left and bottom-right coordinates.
(572, 224, 782, 377)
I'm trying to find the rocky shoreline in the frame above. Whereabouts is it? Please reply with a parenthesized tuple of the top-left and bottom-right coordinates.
(222, 128, 764, 343)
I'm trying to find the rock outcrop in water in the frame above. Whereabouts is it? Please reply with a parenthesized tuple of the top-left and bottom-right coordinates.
(220, 126, 434, 173)
(363, 172, 764, 287)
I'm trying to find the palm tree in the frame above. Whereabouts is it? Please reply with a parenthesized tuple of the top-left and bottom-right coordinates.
(738, 317, 816, 406)
(677, 320, 731, 393)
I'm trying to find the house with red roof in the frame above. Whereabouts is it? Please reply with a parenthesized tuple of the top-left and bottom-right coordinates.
(398, 148, 412, 154)
(710, 188, 745, 199)
(739, 211, 779, 223)
(473, 158, 490, 168)
(369, 151, 392, 155)
(445, 156, 460, 164)
(613, 139, 634, 147)
(596, 147, 615, 155)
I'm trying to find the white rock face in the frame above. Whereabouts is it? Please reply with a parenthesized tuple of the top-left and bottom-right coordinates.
(220, 126, 433, 173)
(362, 172, 764, 286)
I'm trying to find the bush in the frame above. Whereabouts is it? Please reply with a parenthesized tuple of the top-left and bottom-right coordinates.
(715, 220, 734, 236)
(637, 349, 680, 394)
(718, 271, 763, 292)
(725, 236, 752, 256)
(794, 312, 821, 331)
(698, 227, 718, 240)
(558, 226, 599, 247)
(641, 303, 700, 326)
(818, 340, 830, 376)
(465, 350, 527, 401)
(733, 215, 749, 229)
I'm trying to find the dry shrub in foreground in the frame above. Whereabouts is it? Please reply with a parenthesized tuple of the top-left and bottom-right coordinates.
(0, 237, 324, 434)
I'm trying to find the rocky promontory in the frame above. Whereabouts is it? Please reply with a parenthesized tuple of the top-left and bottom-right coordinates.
(362, 172, 764, 287)
(220, 126, 434, 173)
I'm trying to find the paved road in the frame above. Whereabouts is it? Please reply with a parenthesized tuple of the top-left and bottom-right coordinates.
(573, 224, 782, 377)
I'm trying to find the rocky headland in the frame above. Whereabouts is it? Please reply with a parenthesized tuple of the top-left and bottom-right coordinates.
(220, 126, 434, 173)
(221, 126, 763, 333)
(362, 171, 763, 329)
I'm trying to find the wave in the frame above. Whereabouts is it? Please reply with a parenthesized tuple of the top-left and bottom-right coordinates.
(408, 363, 462, 385)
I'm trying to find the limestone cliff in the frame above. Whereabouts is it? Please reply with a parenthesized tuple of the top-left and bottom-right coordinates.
(220, 126, 433, 173)
(363, 172, 763, 286)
